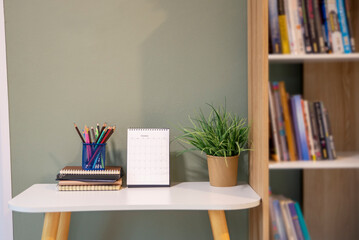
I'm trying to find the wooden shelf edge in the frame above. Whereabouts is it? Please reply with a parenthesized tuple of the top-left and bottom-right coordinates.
(269, 152, 359, 169)
(269, 53, 359, 63)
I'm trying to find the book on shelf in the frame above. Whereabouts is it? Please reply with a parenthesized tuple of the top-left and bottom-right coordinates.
(299, 0, 313, 53)
(319, 0, 331, 52)
(280, 198, 298, 240)
(313, 0, 326, 53)
(268, 0, 355, 55)
(294, 202, 311, 240)
(302, 100, 316, 160)
(279, 82, 297, 161)
(278, 0, 291, 54)
(272, 82, 290, 161)
(271, 197, 288, 240)
(314, 102, 329, 159)
(337, 0, 352, 53)
(56, 166, 123, 191)
(345, 0, 355, 52)
(287, 0, 305, 54)
(307, 0, 320, 53)
(327, 0, 345, 53)
(288, 202, 305, 240)
(270, 195, 311, 240)
(268, 81, 336, 162)
(269, 84, 282, 161)
(308, 102, 322, 159)
(269, 0, 282, 53)
(291, 95, 310, 160)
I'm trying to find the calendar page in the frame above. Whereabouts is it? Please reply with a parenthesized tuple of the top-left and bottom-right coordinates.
(127, 128, 170, 187)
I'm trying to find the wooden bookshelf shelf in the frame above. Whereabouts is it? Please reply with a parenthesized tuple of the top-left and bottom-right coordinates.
(269, 53, 359, 63)
(269, 152, 359, 169)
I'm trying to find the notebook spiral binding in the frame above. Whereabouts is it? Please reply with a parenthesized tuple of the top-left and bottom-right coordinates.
(59, 169, 121, 175)
(128, 128, 169, 131)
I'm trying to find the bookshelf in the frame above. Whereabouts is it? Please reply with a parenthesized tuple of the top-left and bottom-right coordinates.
(266, 1, 359, 239)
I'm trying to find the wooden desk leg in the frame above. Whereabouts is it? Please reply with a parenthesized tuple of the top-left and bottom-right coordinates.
(56, 212, 71, 240)
(41, 212, 60, 240)
(208, 210, 230, 240)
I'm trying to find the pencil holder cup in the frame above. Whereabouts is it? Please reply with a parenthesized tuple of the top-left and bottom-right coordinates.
(82, 143, 106, 170)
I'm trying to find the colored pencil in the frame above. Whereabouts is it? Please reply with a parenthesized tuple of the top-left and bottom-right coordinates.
(96, 123, 100, 135)
(96, 123, 107, 142)
(91, 127, 96, 143)
(100, 127, 112, 143)
(96, 127, 107, 144)
(102, 126, 115, 143)
(74, 123, 85, 143)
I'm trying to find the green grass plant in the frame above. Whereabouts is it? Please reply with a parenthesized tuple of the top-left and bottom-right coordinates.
(177, 103, 250, 158)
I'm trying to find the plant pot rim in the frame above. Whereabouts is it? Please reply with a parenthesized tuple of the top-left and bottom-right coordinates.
(206, 155, 239, 158)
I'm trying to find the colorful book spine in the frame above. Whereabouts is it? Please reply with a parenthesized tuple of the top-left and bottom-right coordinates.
(306, 0, 319, 53)
(299, 0, 313, 53)
(279, 0, 291, 53)
(281, 200, 298, 240)
(279, 82, 297, 161)
(269, 0, 282, 53)
(269, 197, 281, 240)
(288, 202, 304, 240)
(272, 82, 289, 161)
(320, 0, 331, 52)
(314, 102, 329, 159)
(313, 0, 326, 52)
(291, 95, 310, 160)
(294, 202, 311, 240)
(273, 199, 288, 240)
(289, 0, 306, 54)
(337, 0, 351, 53)
(269, 84, 282, 161)
(285, 0, 296, 53)
(324, 107, 337, 159)
(327, 0, 344, 53)
(303, 100, 316, 160)
(308, 102, 322, 159)
(320, 103, 335, 159)
(344, 0, 355, 52)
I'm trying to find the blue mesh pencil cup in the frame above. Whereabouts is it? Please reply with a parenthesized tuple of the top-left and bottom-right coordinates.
(82, 143, 106, 170)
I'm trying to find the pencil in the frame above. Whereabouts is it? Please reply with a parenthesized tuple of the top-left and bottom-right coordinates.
(96, 127, 107, 144)
(103, 126, 115, 143)
(74, 123, 85, 143)
(91, 127, 96, 143)
(100, 127, 113, 143)
(96, 123, 107, 142)
(96, 123, 100, 134)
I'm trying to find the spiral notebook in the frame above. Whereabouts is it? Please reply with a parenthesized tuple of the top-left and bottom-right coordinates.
(127, 128, 170, 187)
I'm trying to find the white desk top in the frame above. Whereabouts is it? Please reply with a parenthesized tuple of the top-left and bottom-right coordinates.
(8, 182, 261, 213)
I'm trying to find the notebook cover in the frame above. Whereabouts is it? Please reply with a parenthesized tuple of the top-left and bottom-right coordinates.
(57, 185, 121, 191)
(58, 178, 123, 186)
(56, 166, 122, 182)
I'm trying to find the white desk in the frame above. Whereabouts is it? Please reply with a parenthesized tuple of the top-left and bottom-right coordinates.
(9, 182, 261, 240)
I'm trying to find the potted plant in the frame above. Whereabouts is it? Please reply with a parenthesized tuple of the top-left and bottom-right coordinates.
(177, 103, 250, 187)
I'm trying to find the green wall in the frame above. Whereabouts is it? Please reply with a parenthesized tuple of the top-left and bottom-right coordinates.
(6, 1, 249, 239)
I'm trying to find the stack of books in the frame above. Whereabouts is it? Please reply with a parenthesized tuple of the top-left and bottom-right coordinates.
(56, 166, 123, 191)
(269, 81, 336, 161)
(269, 0, 355, 54)
(269, 195, 310, 240)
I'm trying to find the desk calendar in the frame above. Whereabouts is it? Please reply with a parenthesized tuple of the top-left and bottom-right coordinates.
(127, 128, 170, 187)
